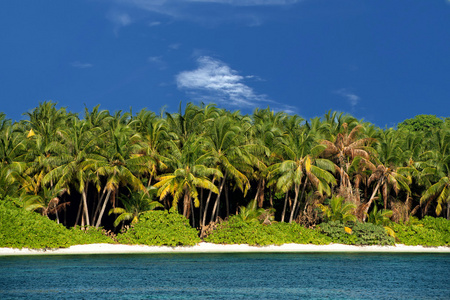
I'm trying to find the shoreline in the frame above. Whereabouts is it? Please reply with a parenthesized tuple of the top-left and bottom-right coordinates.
(1, 243, 450, 256)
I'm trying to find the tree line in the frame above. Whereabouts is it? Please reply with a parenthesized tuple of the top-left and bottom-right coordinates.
(0, 102, 449, 232)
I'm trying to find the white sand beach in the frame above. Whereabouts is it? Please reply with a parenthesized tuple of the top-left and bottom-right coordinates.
(1, 243, 449, 256)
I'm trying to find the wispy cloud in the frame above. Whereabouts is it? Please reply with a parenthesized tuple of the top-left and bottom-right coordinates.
(335, 88, 360, 108)
(114, 0, 301, 25)
(107, 10, 132, 35)
(148, 56, 167, 70)
(176, 56, 269, 107)
(169, 43, 181, 50)
(71, 61, 93, 69)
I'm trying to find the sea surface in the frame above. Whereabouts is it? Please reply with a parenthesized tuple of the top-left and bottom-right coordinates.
(0, 253, 449, 299)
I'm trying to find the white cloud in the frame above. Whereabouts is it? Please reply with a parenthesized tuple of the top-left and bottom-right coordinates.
(148, 56, 167, 70)
(176, 56, 268, 107)
(107, 11, 132, 35)
(169, 43, 181, 50)
(186, 0, 300, 5)
(149, 21, 162, 27)
(107, 11, 132, 26)
(114, 0, 301, 25)
(335, 89, 360, 108)
(71, 61, 93, 69)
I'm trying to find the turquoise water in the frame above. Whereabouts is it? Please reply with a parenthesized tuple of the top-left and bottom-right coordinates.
(1, 253, 449, 299)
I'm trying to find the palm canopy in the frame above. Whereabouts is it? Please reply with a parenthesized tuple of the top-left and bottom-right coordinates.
(154, 138, 222, 218)
(109, 186, 163, 227)
(420, 176, 450, 216)
(270, 125, 336, 222)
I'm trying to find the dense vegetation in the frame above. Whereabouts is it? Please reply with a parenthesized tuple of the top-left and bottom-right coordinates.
(0, 199, 114, 249)
(0, 102, 449, 248)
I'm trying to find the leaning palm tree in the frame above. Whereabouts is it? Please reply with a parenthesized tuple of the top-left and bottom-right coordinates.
(360, 160, 411, 221)
(21, 186, 68, 223)
(420, 175, 450, 218)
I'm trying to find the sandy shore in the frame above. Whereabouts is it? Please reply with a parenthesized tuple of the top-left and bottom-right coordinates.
(1, 243, 449, 256)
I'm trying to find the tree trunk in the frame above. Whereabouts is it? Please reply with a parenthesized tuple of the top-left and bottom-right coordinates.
(224, 185, 229, 218)
(281, 192, 288, 223)
(289, 184, 300, 223)
(361, 180, 381, 222)
(201, 179, 216, 236)
(296, 178, 308, 218)
(211, 172, 227, 223)
(95, 189, 113, 228)
(254, 179, 265, 208)
(190, 197, 195, 227)
(74, 199, 83, 228)
(447, 202, 450, 220)
(183, 189, 190, 218)
(81, 184, 90, 227)
(93, 186, 108, 224)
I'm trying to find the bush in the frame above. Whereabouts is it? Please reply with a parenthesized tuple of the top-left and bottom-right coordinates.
(204, 216, 331, 246)
(0, 199, 114, 249)
(116, 210, 201, 246)
(318, 221, 395, 246)
(391, 217, 450, 246)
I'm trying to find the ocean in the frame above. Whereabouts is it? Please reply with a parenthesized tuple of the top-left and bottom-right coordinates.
(1, 253, 449, 299)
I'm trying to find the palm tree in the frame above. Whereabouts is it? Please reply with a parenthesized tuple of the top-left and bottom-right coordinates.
(109, 186, 163, 228)
(21, 186, 68, 223)
(202, 114, 250, 229)
(321, 122, 374, 202)
(43, 118, 100, 227)
(132, 109, 169, 187)
(271, 123, 336, 223)
(360, 160, 411, 221)
(318, 195, 357, 224)
(92, 114, 146, 228)
(420, 176, 450, 218)
(154, 137, 222, 224)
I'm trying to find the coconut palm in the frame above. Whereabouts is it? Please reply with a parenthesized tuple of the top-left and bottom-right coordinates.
(321, 122, 374, 202)
(318, 195, 357, 224)
(360, 160, 411, 221)
(109, 186, 163, 228)
(420, 175, 450, 218)
(92, 115, 146, 228)
(202, 114, 251, 228)
(154, 137, 222, 224)
(271, 124, 336, 223)
(21, 186, 68, 223)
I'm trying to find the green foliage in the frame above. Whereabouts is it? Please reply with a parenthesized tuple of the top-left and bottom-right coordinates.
(318, 196, 357, 224)
(392, 216, 450, 246)
(318, 221, 395, 246)
(205, 216, 331, 246)
(0, 199, 114, 249)
(234, 199, 274, 224)
(116, 210, 201, 246)
(397, 114, 443, 132)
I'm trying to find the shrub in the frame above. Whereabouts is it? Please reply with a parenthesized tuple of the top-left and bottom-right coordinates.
(0, 199, 114, 249)
(391, 217, 450, 246)
(204, 216, 331, 246)
(116, 210, 201, 246)
(318, 221, 394, 246)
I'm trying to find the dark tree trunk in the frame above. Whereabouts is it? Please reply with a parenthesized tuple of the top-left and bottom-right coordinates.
(281, 192, 288, 223)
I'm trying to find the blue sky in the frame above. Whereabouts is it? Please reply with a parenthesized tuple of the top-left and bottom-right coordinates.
(1, 0, 449, 127)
